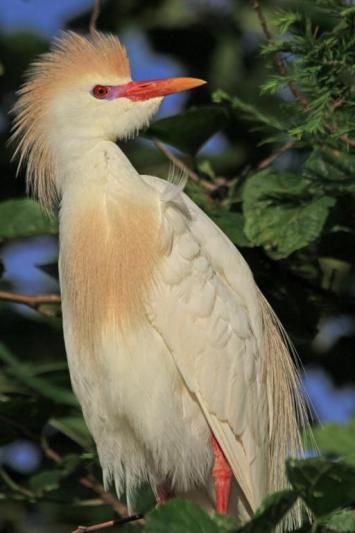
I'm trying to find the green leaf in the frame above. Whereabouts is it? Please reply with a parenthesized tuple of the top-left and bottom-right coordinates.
(341, 6, 355, 17)
(145, 499, 220, 533)
(134, 483, 156, 515)
(49, 416, 92, 449)
(210, 211, 252, 247)
(0, 343, 77, 407)
(211, 513, 237, 531)
(304, 149, 355, 194)
(185, 182, 252, 247)
(29, 470, 62, 496)
(236, 490, 298, 532)
(273, 10, 302, 33)
(0, 199, 58, 241)
(317, 510, 355, 532)
(59, 454, 83, 476)
(287, 457, 355, 516)
(0, 374, 28, 395)
(243, 170, 336, 258)
(212, 90, 284, 131)
(145, 106, 228, 154)
(311, 420, 355, 464)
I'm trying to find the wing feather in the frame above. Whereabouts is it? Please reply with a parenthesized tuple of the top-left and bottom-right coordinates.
(142, 175, 307, 526)
(142, 176, 270, 513)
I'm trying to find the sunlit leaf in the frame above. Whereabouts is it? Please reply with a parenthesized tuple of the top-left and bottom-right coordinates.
(243, 170, 335, 258)
(311, 420, 355, 464)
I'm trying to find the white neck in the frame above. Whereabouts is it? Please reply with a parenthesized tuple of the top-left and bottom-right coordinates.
(57, 138, 142, 201)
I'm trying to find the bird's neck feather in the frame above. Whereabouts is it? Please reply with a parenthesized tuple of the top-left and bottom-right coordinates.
(57, 139, 138, 197)
(59, 139, 161, 357)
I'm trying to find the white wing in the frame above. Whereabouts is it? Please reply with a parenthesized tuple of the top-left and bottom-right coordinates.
(142, 175, 272, 512)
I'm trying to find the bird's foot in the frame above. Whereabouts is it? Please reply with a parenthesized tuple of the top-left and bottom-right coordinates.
(211, 434, 232, 514)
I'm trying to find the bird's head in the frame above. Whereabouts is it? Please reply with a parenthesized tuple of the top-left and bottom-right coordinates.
(11, 31, 205, 208)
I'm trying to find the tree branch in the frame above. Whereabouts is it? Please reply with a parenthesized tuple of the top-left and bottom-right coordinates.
(0, 466, 35, 499)
(248, 0, 308, 107)
(248, 0, 355, 148)
(79, 476, 128, 517)
(0, 290, 61, 315)
(40, 435, 130, 518)
(327, 126, 355, 148)
(72, 513, 143, 533)
(256, 140, 295, 170)
(154, 140, 218, 191)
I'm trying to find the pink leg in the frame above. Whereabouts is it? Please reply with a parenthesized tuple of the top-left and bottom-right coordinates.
(211, 434, 232, 514)
(156, 483, 174, 505)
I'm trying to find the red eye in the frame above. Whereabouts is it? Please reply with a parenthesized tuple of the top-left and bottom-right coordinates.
(93, 85, 109, 99)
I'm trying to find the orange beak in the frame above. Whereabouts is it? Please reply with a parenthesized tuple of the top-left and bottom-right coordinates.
(115, 77, 206, 101)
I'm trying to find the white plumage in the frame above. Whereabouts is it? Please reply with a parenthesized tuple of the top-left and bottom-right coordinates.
(12, 31, 308, 526)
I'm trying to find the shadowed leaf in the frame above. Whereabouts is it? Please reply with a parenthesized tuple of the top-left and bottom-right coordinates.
(0, 199, 58, 241)
(236, 490, 298, 532)
(317, 510, 355, 532)
(146, 499, 221, 532)
(49, 417, 92, 449)
(287, 458, 355, 516)
(145, 106, 228, 154)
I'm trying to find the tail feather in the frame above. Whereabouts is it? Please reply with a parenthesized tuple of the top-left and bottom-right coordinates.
(258, 289, 311, 528)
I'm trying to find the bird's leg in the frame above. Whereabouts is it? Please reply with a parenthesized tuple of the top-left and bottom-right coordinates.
(156, 483, 174, 505)
(211, 434, 232, 514)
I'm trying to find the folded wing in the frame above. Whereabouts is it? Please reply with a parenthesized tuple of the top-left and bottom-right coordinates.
(143, 176, 278, 514)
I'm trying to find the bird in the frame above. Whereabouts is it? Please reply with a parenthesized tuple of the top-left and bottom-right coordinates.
(11, 31, 308, 526)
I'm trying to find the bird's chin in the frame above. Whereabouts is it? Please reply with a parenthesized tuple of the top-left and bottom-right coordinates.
(115, 97, 163, 142)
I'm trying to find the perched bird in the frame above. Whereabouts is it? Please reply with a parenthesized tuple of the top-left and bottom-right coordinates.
(12, 32, 308, 525)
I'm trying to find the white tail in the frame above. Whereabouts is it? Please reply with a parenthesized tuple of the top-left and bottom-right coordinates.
(258, 289, 311, 528)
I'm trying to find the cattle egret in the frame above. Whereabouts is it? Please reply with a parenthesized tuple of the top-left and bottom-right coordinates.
(12, 32, 308, 525)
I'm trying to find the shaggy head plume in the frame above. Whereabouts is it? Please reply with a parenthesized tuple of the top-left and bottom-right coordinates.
(11, 31, 130, 209)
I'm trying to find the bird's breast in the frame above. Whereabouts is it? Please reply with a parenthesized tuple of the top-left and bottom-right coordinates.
(59, 196, 161, 358)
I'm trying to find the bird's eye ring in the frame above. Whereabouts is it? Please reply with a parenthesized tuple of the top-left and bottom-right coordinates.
(93, 85, 109, 99)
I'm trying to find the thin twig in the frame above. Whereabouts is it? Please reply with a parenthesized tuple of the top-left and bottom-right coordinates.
(156, 136, 295, 194)
(154, 140, 215, 190)
(0, 466, 34, 498)
(79, 476, 128, 516)
(248, 0, 355, 148)
(72, 514, 143, 533)
(0, 290, 61, 315)
(328, 127, 355, 148)
(41, 432, 62, 463)
(89, 0, 101, 36)
(256, 140, 295, 170)
(41, 436, 129, 517)
(248, 0, 308, 107)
